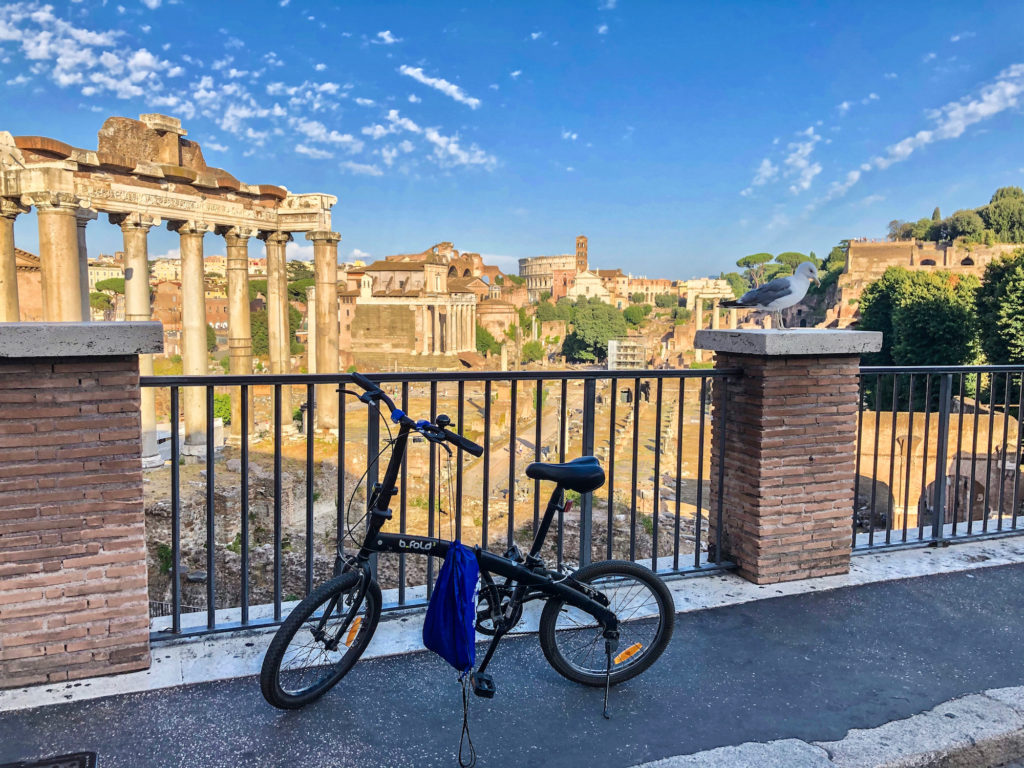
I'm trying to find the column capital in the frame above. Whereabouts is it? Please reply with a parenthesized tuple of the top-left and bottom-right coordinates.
(0, 197, 29, 220)
(21, 191, 84, 213)
(259, 230, 293, 245)
(219, 225, 259, 247)
(109, 212, 160, 232)
(305, 230, 341, 245)
(75, 208, 99, 228)
(167, 219, 214, 237)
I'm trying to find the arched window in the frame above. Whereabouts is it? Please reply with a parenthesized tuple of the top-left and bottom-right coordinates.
(448, 266, 457, 277)
(961, 257, 975, 266)
(920, 259, 936, 266)
(463, 268, 471, 278)
(435, 275, 441, 291)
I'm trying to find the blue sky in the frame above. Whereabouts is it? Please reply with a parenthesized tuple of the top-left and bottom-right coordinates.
(2, 1, 1024, 279)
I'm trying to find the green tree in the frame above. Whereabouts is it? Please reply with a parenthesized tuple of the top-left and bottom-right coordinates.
(910, 217, 938, 241)
(720, 271, 748, 298)
(521, 340, 544, 364)
(775, 251, 810, 275)
(206, 324, 217, 352)
(476, 324, 501, 355)
(629, 291, 645, 304)
(654, 293, 678, 308)
(947, 209, 985, 242)
(249, 279, 268, 301)
(505, 274, 525, 286)
(736, 252, 774, 287)
(213, 393, 231, 425)
(538, 290, 552, 302)
(535, 301, 559, 322)
(287, 260, 314, 281)
(980, 189, 1024, 243)
(251, 309, 269, 355)
(89, 292, 112, 311)
(95, 277, 125, 294)
(287, 277, 315, 302)
(561, 302, 627, 363)
(976, 250, 1024, 364)
(932, 206, 942, 222)
(672, 307, 692, 324)
(623, 305, 646, 326)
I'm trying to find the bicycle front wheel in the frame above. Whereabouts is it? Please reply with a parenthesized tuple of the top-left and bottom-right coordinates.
(538, 560, 674, 687)
(260, 571, 381, 709)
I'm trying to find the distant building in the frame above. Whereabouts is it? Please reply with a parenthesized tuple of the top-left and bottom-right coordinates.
(87, 260, 124, 291)
(608, 335, 647, 370)
(519, 235, 588, 302)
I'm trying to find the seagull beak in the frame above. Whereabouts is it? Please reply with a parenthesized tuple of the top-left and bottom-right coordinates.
(814, 277, 821, 287)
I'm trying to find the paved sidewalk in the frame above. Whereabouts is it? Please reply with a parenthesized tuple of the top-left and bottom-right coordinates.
(4, 560, 1024, 767)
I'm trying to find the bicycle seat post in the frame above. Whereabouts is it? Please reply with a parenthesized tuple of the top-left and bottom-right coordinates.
(526, 485, 565, 565)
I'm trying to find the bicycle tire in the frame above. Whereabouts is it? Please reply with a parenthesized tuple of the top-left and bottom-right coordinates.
(538, 559, 674, 687)
(260, 571, 381, 709)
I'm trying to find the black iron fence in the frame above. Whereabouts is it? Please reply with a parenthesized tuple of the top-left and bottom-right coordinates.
(141, 369, 735, 639)
(854, 366, 1024, 552)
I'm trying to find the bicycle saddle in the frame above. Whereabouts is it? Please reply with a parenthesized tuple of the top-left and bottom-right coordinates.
(525, 456, 605, 494)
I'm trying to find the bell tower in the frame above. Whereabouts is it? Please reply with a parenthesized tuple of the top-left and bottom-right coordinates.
(575, 235, 588, 272)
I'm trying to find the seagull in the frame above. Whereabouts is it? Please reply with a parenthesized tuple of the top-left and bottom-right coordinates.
(721, 261, 821, 329)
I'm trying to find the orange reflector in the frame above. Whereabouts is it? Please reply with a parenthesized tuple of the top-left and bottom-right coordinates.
(614, 642, 643, 665)
(345, 616, 362, 646)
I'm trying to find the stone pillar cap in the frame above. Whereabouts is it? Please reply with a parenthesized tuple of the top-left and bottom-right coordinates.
(0, 322, 164, 357)
(694, 328, 882, 356)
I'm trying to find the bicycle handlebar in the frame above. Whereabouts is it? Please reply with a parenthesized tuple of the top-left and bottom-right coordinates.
(347, 371, 483, 457)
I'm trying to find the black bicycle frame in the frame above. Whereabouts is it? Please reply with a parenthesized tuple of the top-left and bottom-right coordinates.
(348, 418, 619, 632)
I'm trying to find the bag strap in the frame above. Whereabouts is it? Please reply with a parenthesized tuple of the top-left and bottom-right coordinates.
(459, 675, 477, 768)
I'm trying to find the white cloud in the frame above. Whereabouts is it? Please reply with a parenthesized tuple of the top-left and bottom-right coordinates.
(783, 126, 822, 193)
(530, 31, 543, 40)
(140, 24, 151, 33)
(399, 65, 481, 109)
(289, 116, 364, 152)
(561, 129, 578, 141)
(296, 144, 334, 159)
(859, 194, 885, 206)
(204, 140, 228, 152)
(510, 69, 522, 79)
(423, 126, 496, 170)
(6, 73, 29, 85)
(314, 63, 326, 71)
(340, 160, 383, 176)
(263, 51, 284, 67)
(599, 0, 617, 8)
(374, 30, 401, 45)
(279, 0, 290, 5)
(837, 100, 852, 115)
(950, 31, 975, 43)
(141, 0, 161, 8)
(355, 97, 375, 106)
(408, 93, 421, 103)
(923, 52, 937, 63)
(884, 72, 898, 79)
(351, 248, 371, 260)
(597, 24, 608, 35)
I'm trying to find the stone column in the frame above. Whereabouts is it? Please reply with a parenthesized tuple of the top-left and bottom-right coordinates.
(711, 298, 720, 330)
(112, 213, 162, 468)
(729, 308, 738, 329)
(169, 220, 213, 454)
(694, 297, 705, 329)
(696, 329, 882, 584)
(223, 227, 256, 440)
(468, 304, 476, 353)
(0, 198, 28, 322)
(75, 209, 97, 321)
(26, 192, 84, 322)
(306, 284, 317, 373)
(432, 304, 441, 354)
(260, 232, 292, 430)
(0, 321, 162, 687)
(307, 230, 341, 429)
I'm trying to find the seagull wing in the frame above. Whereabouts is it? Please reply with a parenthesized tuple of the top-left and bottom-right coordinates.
(734, 275, 795, 308)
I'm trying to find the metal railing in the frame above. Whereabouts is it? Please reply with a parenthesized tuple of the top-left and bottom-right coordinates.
(141, 369, 735, 639)
(854, 366, 1024, 552)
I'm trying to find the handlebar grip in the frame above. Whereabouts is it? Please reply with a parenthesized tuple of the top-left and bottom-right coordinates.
(443, 429, 483, 457)
(350, 371, 378, 393)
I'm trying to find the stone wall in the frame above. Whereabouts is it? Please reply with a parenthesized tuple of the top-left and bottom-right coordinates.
(350, 303, 417, 352)
(0, 353, 151, 687)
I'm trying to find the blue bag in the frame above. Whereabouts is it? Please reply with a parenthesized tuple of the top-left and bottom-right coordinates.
(422, 540, 479, 676)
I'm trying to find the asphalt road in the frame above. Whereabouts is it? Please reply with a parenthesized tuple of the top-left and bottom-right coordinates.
(4, 563, 1024, 768)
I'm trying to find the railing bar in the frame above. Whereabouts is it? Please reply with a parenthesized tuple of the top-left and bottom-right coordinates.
(559, 379, 567, 463)
(399, 382, 409, 604)
(579, 378, 596, 568)
(695, 377, 708, 569)
(273, 384, 282, 622)
(240, 384, 249, 626)
(714, 377, 728, 566)
(427, 381, 438, 596)
(366, 385, 380, 580)
(868, 374, 882, 547)
(951, 374, 966, 535)
(507, 379, 517, 551)
(853, 376, 865, 547)
(170, 387, 181, 634)
(931, 374, 952, 543)
(557, 379, 567, 571)
(901, 374, 915, 544)
(1012, 374, 1024, 530)
(674, 378, 685, 570)
(885, 375, 899, 545)
(482, 381, 491, 553)
(652, 379, 663, 571)
(983, 374, 997, 532)
(305, 383, 315, 597)
(998, 373, 1012, 531)
(607, 377, 617, 562)
(337, 385, 346, 559)
(968, 372, 982, 535)
(917, 374, 933, 542)
(534, 379, 542, 536)
(457, 380, 466, 542)
(630, 376, 640, 562)
(205, 386, 215, 631)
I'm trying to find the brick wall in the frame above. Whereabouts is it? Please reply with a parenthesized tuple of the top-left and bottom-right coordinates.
(709, 353, 859, 583)
(0, 355, 150, 687)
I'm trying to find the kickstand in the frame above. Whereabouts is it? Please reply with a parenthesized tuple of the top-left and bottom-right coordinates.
(602, 641, 612, 720)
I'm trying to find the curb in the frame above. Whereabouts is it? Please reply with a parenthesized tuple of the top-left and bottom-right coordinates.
(633, 686, 1024, 768)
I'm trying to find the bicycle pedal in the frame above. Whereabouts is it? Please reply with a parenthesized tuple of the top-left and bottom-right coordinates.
(471, 672, 496, 699)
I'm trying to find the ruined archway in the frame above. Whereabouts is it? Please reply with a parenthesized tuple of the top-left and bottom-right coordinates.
(961, 257, 975, 266)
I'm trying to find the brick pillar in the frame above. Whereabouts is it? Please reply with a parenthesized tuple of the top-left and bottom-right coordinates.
(696, 329, 882, 585)
(0, 321, 163, 687)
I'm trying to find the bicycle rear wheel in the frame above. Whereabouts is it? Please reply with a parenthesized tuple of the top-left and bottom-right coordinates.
(260, 570, 381, 709)
(538, 560, 674, 687)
